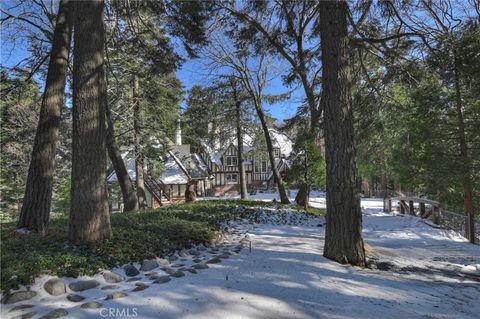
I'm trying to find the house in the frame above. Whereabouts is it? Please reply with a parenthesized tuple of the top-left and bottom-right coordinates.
(107, 120, 211, 209)
(197, 127, 293, 196)
(107, 120, 293, 209)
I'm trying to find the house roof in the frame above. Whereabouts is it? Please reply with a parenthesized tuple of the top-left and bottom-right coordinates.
(107, 147, 209, 186)
(200, 127, 293, 166)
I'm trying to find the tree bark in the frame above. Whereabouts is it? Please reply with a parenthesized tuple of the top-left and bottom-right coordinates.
(232, 80, 248, 199)
(105, 96, 138, 212)
(254, 100, 290, 204)
(452, 50, 475, 243)
(17, 0, 73, 235)
(319, 0, 366, 266)
(69, 0, 112, 243)
(185, 180, 197, 202)
(133, 74, 147, 208)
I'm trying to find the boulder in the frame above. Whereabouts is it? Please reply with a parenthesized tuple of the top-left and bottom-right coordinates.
(66, 294, 85, 302)
(68, 280, 100, 292)
(9, 304, 34, 312)
(192, 263, 209, 270)
(103, 271, 124, 283)
(105, 292, 128, 300)
(140, 260, 159, 272)
(132, 283, 149, 292)
(152, 276, 171, 284)
(10, 312, 36, 319)
(80, 301, 102, 309)
(101, 285, 120, 290)
(44, 278, 66, 296)
(39, 308, 68, 319)
(1, 291, 37, 304)
(124, 264, 140, 277)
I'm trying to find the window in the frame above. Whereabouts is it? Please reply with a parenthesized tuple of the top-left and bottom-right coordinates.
(226, 173, 238, 184)
(255, 160, 268, 173)
(225, 156, 237, 166)
(261, 160, 268, 173)
(273, 148, 280, 158)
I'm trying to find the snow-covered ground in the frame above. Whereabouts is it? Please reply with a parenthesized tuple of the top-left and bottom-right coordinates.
(2, 196, 479, 319)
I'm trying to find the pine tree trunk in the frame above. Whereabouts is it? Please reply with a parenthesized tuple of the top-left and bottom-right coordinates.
(232, 81, 248, 199)
(69, 0, 112, 243)
(453, 51, 475, 243)
(133, 74, 147, 208)
(319, 0, 366, 266)
(254, 100, 290, 204)
(105, 96, 138, 212)
(185, 180, 197, 202)
(17, 0, 73, 235)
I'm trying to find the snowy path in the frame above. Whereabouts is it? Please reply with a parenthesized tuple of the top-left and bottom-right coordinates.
(3, 199, 480, 319)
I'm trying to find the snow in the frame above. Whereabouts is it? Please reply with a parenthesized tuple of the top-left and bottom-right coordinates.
(2, 195, 479, 319)
(269, 130, 293, 157)
(107, 159, 136, 182)
(160, 154, 189, 184)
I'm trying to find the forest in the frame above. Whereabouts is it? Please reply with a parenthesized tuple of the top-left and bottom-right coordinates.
(0, 1, 479, 318)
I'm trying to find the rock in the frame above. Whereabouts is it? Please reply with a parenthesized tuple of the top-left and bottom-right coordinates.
(197, 245, 207, 251)
(168, 255, 178, 262)
(192, 263, 209, 270)
(81, 301, 102, 309)
(206, 256, 221, 264)
(179, 267, 197, 274)
(164, 268, 185, 278)
(152, 275, 171, 284)
(132, 283, 149, 292)
(158, 258, 169, 265)
(124, 264, 140, 277)
(126, 276, 141, 282)
(188, 248, 201, 256)
(103, 271, 124, 283)
(39, 308, 68, 319)
(101, 285, 120, 290)
(68, 280, 100, 292)
(44, 278, 66, 296)
(11, 312, 36, 319)
(193, 258, 203, 263)
(105, 292, 128, 300)
(140, 260, 159, 272)
(9, 304, 34, 312)
(66, 294, 85, 302)
(219, 254, 230, 259)
(171, 263, 185, 268)
(178, 250, 188, 257)
(1, 291, 37, 304)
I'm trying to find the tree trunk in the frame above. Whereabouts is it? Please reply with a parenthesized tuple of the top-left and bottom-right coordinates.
(105, 96, 138, 212)
(232, 80, 248, 199)
(17, 0, 73, 235)
(254, 100, 290, 204)
(133, 74, 147, 208)
(453, 51, 475, 243)
(69, 0, 112, 242)
(185, 180, 197, 202)
(295, 184, 307, 206)
(319, 0, 366, 266)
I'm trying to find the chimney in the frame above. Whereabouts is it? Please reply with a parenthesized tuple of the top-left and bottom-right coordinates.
(175, 119, 182, 145)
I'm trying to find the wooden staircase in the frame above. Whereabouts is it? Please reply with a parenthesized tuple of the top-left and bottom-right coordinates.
(144, 175, 171, 205)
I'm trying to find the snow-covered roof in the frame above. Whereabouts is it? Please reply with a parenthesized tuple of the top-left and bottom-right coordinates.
(160, 154, 189, 184)
(270, 130, 293, 157)
(200, 127, 293, 165)
(107, 154, 136, 182)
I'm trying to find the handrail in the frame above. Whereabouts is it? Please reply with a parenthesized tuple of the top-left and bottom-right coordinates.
(390, 196, 440, 206)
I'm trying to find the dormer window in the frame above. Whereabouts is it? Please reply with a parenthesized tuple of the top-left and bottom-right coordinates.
(225, 156, 237, 166)
(273, 148, 280, 157)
